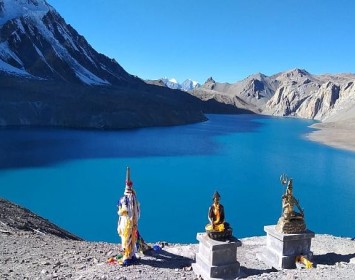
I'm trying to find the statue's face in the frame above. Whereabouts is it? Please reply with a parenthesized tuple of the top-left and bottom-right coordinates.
(214, 197, 220, 204)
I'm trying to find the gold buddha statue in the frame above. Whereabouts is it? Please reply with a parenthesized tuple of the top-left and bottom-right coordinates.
(205, 191, 232, 240)
(276, 175, 306, 234)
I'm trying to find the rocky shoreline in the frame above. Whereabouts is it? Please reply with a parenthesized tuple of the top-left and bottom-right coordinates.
(1, 198, 354, 279)
(307, 119, 355, 153)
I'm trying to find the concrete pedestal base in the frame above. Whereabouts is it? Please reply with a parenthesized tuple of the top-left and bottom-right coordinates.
(192, 232, 241, 280)
(259, 225, 315, 269)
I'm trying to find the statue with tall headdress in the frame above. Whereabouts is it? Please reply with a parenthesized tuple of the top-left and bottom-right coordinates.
(117, 167, 140, 265)
(276, 174, 306, 234)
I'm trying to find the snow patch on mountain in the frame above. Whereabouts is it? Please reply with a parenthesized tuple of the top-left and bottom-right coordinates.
(0, 42, 22, 66)
(0, 59, 32, 76)
(74, 63, 109, 85)
(181, 79, 201, 91)
(0, 0, 51, 25)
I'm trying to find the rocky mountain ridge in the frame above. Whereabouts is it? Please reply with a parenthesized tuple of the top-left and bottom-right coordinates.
(0, 0, 246, 130)
(0, 198, 81, 240)
(191, 69, 355, 122)
(0, 0, 134, 85)
(146, 78, 201, 92)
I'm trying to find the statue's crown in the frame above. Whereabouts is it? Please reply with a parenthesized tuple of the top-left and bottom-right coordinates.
(213, 191, 221, 200)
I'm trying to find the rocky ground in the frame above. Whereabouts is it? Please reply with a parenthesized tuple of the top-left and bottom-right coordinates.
(1, 198, 354, 279)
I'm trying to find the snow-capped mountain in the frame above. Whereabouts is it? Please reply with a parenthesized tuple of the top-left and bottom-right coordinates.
(162, 78, 181, 90)
(160, 78, 200, 91)
(0, 0, 222, 129)
(0, 0, 134, 85)
(180, 79, 200, 91)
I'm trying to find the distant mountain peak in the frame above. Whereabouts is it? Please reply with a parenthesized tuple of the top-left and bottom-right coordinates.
(205, 76, 215, 83)
(285, 68, 310, 77)
(159, 77, 200, 91)
(168, 77, 178, 84)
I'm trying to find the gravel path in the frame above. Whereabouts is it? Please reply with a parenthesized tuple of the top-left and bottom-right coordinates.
(1, 198, 354, 279)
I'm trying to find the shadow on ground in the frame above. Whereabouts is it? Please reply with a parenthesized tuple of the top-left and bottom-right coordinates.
(314, 253, 355, 266)
(239, 266, 277, 278)
(138, 249, 193, 269)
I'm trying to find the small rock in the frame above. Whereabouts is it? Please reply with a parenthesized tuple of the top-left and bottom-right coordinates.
(106, 250, 113, 256)
(41, 269, 47, 275)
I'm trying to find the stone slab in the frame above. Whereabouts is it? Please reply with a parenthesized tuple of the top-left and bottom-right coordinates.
(196, 232, 241, 266)
(193, 233, 241, 279)
(264, 225, 315, 241)
(192, 260, 240, 280)
(259, 225, 315, 270)
(197, 232, 242, 251)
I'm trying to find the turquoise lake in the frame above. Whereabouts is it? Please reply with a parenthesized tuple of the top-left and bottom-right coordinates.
(0, 114, 354, 243)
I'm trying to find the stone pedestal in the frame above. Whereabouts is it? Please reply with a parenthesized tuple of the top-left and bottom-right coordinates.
(259, 225, 315, 269)
(192, 232, 241, 280)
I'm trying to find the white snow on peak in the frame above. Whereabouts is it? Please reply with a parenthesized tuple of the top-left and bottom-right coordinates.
(160, 77, 200, 91)
(180, 79, 200, 91)
(0, 0, 51, 25)
(168, 78, 178, 84)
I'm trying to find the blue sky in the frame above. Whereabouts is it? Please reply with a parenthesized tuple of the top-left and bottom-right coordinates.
(47, 0, 355, 84)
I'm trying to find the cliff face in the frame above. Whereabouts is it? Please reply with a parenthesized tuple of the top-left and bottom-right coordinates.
(189, 69, 355, 122)
(191, 73, 278, 113)
(265, 70, 355, 121)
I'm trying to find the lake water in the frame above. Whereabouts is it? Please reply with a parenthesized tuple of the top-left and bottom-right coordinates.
(0, 114, 354, 243)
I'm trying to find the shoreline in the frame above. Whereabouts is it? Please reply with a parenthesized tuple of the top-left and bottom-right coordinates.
(306, 120, 355, 153)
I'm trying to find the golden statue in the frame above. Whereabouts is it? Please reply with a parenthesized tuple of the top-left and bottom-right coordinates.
(205, 191, 232, 240)
(276, 174, 306, 234)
